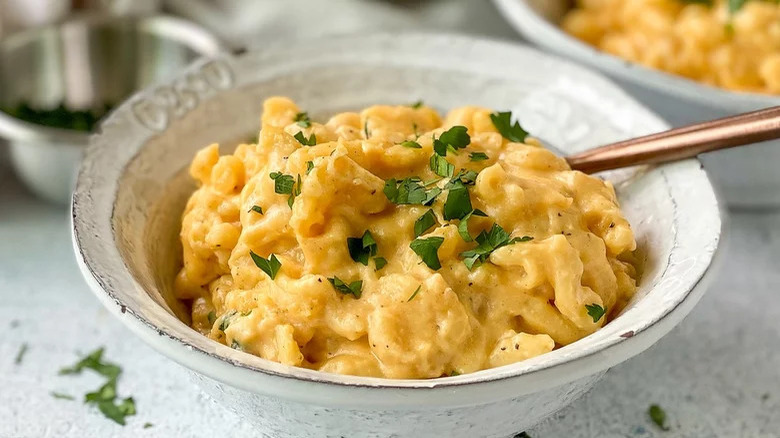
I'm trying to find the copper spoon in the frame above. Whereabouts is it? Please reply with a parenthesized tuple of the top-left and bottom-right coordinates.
(565, 106, 780, 174)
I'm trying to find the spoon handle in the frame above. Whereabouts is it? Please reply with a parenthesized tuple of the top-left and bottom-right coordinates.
(566, 106, 780, 174)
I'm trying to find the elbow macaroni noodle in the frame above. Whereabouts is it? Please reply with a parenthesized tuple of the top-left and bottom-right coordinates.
(174, 97, 639, 379)
(562, 0, 780, 94)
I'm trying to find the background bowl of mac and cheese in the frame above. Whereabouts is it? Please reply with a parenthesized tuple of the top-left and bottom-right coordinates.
(493, 0, 780, 207)
(72, 33, 723, 437)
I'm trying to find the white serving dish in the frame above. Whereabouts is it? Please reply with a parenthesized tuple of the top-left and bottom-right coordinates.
(493, 0, 780, 207)
(71, 34, 723, 438)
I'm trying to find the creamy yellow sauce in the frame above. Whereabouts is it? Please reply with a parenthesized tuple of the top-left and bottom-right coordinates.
(174, 97, 638, 379)
(562, 0, 780, 94)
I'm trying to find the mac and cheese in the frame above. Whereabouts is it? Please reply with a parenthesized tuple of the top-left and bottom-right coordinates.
(174, 97, 638, 379)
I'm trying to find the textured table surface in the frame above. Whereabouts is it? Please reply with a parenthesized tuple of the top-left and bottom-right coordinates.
(2, 1, 780, 437)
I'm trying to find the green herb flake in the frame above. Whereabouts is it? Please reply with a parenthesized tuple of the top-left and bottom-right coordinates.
(430, 154, 455, 178)
(457, 209, 488, 242)
(409, 100, 424, 109)
(407, 285, 422, 302)
(490, 111, 529, 143)
(250, 251, 282, 280)
(51, 391, 75, 400)
(218, 310, 237, 332)
(410, 236, 445, 270)
(364, 119, 371, 139)
(249, 205, 263, 215)
(294, 112, 311, 128)
(374, 257, 388, 271)
(648, 404, 670, 431)
(400, 140, 422, 149)
(443, 180, 473, 221)
(585, 303, 607, 323)
(95, 395, 136, 426)
(15, 343, 28, 365)
(269, 172, 295, 195)
(230, 340, 243, 351)
(460, 224, 533, 270)
(438, 126, 471, 151)
(728, 0, 747, 13)
(384, 178, 441, 206)
(469, 152, 489, 162)
(144, 423, 154, 429)
(207, 311, 216, 326)
(306, 160, 314, 175)
(414, 210, 438, 237)
(59, 348, 120, 379)
(293, 131, 317, 146)
(347, 230, 378, 266)
(329, 276, 363, 299)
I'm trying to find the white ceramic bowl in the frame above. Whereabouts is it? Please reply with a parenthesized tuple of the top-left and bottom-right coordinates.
(493, 0, 780, 207)
(71, 34, 723, 438)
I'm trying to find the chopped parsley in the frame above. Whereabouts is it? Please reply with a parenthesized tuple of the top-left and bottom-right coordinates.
(384, 178, 441, 206)
(585, 303, 607, 323)
(207, 311, 216, 325)
(374, 257, 388, 271)
(249, 205, 263, 215)
(306, 161, 314, 175)
(409, 100, 424, 109)
(410, 236, 445, 270)
(400, 140, 422, 149)
(490, 111, 529, 143)
(269, 172, 300, 208)
(728, 0, 746, 13)
(250, 251, 282, 280)
(407, 285, 422, 302)
(446, 169, 479, 187)
(364, 119, 371, 138)
(414, 210, 438, 237)
(230, 340, 243, 350)
(469, 152, 489, 162)
(144, 423, 154, 429)
(438, 126, 470, 151)
(430, 154, 455, 178)
(443, 180, 473, 221)
(218, 310, 237, 332)
(15, 343, 28, 365)
(51, 392, 75, 400)
(648, 404, 669, 431)
(294, 112, 311, 128)
(457, 209, 488, 242)
(347, 230, 378, 266)
(460, 224, 533, 270)
(59, 348, 136, 425)
(329, 276, 363, 298)
(293, 131, 317, 146)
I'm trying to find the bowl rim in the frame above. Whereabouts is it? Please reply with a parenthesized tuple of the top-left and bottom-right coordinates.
(71, 32, 723, 406)
(0, 13, 224, 145)
(492, 0, 780, 112)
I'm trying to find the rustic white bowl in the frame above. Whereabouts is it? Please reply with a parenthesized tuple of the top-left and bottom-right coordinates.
(493, 0, 780, 207)
(71, 34, 723, 438)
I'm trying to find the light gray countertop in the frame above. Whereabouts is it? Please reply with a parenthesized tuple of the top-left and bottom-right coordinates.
(1, 1, 779, 437)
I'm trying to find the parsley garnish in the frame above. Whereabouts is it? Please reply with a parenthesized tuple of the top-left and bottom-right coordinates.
(374, 257, 388, 271)
(59, 348, 136, 425)
(250, 251, 281, 279)
(364, 119, 371, 138)
(414, 210, 437, 237)
(490, 111, 529, 143)
(218, 310, 237, 332)
(144, 423, 154, 429)
(306, 161, 314, 175)
(585, 304, 607, 323)
(460, 224, 533, 270)
(457, 209, 487, 242)
(443, 180, 473, 221)
(329, 276, 363, 298)
(469, 152, 489, 162)
(294, 112, 311, 128)
(409, 100, 424, 109)
(446, 169, 478, 187)
(230, 340, 243, 350)
(249, 205, 263, 215)
(293, 131, 316, 146)
(648, 404, 669, 431)
(269, 172, 300, 208)
(728, 0, 746, 13)
(407, 285, 422, 302)
(207, 311, 216, 325)
(410, 236, 445, 270)
(347, 230, 378, 266)
(51, 392, 75, 400)
(15, 343, 27, 365)
(430, 154, 455, 178)
(438, 126, 470, 151)
(384, 178, 441, 206)
(401, 140, 422, 149)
